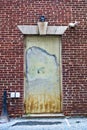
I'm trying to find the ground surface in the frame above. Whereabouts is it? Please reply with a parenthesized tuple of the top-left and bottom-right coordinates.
(0, 117, 87, 130)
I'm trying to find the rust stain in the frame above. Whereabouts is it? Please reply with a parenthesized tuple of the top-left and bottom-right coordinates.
(25, 94, 61, 114)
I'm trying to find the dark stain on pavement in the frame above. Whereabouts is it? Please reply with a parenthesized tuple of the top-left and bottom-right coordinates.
(12, 121, 62, 126)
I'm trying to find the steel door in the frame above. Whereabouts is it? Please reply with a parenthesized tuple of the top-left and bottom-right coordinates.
(24, 36, 62, 114)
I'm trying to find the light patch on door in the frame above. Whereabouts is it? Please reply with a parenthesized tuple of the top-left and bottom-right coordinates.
(26, 46, 59, 94)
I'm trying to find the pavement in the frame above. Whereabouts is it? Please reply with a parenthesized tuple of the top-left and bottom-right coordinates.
(0, 117, 87, 130)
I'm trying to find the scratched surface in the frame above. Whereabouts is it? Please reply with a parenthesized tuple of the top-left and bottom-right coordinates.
(25, 36, 61, 114)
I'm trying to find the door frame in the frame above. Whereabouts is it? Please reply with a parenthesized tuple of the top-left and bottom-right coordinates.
(24, 35, 63, 114)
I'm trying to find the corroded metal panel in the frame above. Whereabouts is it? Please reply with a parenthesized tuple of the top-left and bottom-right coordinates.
(24, 36, 61, 114)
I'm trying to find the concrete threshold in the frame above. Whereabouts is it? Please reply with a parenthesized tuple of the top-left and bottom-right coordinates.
(22, 113, 65, 119)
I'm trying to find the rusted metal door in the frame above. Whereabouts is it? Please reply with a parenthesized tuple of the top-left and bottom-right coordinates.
(24, 36, 62, 114)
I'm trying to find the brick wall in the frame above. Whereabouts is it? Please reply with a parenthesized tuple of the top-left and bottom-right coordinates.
(62, 0, 87, 116)
(0, 0, 87, 117)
